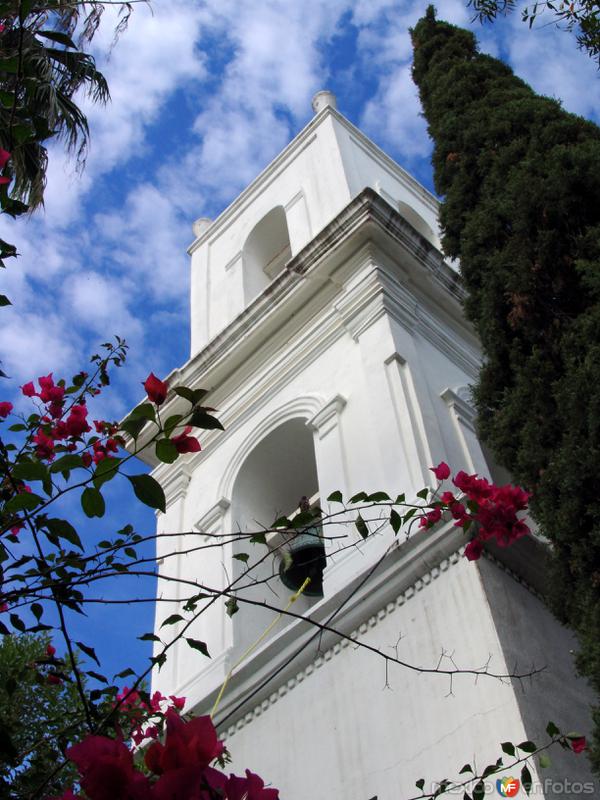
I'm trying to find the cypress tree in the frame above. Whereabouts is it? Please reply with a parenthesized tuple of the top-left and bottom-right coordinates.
(411, 6, 600, 768)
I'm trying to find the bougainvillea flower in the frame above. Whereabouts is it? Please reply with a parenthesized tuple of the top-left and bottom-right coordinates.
(570, 736, 587, 753)
(67, 736, 150, 800)
(0, 149, 10, 169)
(21, 381, 36, 397)
(0, 401, 12, 418)
(227, 770, 279, 800)
(144, 373, 169, 405)
(464, 538, 484, 561)
(171, 426, 201, 454)
(169, 694, 186, 710)
(65, 404, 91, 437)
(151, 765, 227, 800)
(33, 430, 55, 461)
(430, 461, 450, 480)
(149, 709, 224, 774)
(46, 643, 56, 657)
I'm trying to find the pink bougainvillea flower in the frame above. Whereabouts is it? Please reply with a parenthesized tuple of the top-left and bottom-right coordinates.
(65, 404, 91, 437)
(227, 769, 279, 800)
(171, 426, 201, 454)
(33, 430, 55, 461)
(464, 538, 484, 561)
(46, 643, 56, 657)
(570, 736, 587, 753)
(0, 149, 9, 169)
(21, 381, 36, 397)
(0, 401, 12, 418)
(143, 372, 168, 406)
(152, 765, 227, 800)
(430, 461, 450, 480)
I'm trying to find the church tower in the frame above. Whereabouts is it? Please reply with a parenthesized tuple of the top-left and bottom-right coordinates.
(145, 93, 595, 799)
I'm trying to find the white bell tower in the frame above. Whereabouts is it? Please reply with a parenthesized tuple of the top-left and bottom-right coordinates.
(144, 93, 596, 799)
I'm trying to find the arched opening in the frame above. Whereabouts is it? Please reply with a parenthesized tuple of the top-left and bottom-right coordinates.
(230, 418, 321, 654)
(242, 206, 292, 303)
(397, 201, 438, 247)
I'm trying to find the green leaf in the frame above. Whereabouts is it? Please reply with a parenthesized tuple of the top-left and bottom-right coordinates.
(45, 518, 83, 549)
(189, 408, 224, 431)
(521, 765, 532, 795)
(390, 508, 402, 534)
(156, 438, 178, 464)
(458, 764, 473, 774)
(517, 740, 537, 753)
(126, 474, 166, 513)
(115, 667, 135, 679)
(272, 516, 291, 528)
(355, 514, 369, 539)
(233, 553, 249, 563)
(138, 633, 161, 642)
(546, 721, 560, 737)
(129, 402, 156, 422)
(81, 487, 105, 518)
(37, 29, 77, 48)
(538, 752, 551, 769)
(49, 454, 84, 474)
(174, 386, 209, 405)
(10, 613, 25, 632)
(501, 742, 516, 757)
(403, 508, 416, 522)
(119, 417, 146, 439)
(367, 491, 390, 502)
(249, 532, 266, 545)
(416, 487, 429, 500)
(415, 779, 425, 791)
(395, 493, 406, 503)
(185, 638, 210, 657)
(163, 414, 183, 438)
(349, 492, 367, 504)
(93, 457, 121, 489)
(31, 603, 43, 621)
(86, 671, 108, 684)
(225, 597, 239, 617)
(161, 614, 183, 627)
(0, 294, 11, 307)
(472, 781, 485, 800)
(76, 640, 100, 666)
(10, 460, 49, 482)
(327, 490, 343, 503)
(4, 492, 43, 512)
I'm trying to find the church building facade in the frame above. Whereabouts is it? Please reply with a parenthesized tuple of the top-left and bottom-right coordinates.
(143, 92, 595, 799)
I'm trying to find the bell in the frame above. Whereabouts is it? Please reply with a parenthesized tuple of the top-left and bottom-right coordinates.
(279, 525, 326, 597)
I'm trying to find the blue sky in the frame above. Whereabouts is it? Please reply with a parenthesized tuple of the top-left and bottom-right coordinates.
(2, 0, 600, 685)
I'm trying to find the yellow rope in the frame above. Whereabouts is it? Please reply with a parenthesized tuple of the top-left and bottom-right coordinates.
(211, 577, 311, 719)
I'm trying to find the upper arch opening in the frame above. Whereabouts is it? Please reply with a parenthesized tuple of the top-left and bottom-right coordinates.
(242, 206, 292, 303)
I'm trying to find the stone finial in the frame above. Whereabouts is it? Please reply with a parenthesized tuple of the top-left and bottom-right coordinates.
(311, 90, 337, 114)
(192, 217, 212, 238)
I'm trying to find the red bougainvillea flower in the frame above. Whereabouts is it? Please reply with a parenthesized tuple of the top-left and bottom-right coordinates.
(144, 372, 168, 405)
(227, 769, 279, 800)
(0, 401, 12, 418)
(464, 538, 484, 561)
(171, 426, 201, 454)
(169, 694, 186, 711)
(145, 709, 224, 776)
(46, 643, 56, 657)
(67, 736, 151, 800)
(151, 764, 227, 800)
(47, 674, 62, 685)
(0, 149, 9, 168)
(21, 381, 36, 397)
(570, 736, 587, 753)
(430, 461, 450, 481)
